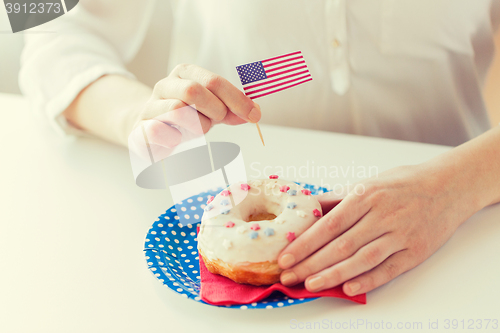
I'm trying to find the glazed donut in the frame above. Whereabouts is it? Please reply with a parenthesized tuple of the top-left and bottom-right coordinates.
(197, 176, 322, 285)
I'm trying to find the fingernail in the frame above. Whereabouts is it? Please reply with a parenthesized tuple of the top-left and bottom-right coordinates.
(347, 282, 361, 295)
(307, 276, 325, 292)
(281, 271, 298, 285)
(248, 107, 261, 123)
(279, 254, 296, 268)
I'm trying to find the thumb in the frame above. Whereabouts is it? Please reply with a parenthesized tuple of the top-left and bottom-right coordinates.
(315, 184, 353, 213)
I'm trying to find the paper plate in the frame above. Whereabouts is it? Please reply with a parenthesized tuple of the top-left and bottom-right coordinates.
(144, 182, 329, 309)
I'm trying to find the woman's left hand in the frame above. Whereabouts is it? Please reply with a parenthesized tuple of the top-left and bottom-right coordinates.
(277, 163, 480, 296)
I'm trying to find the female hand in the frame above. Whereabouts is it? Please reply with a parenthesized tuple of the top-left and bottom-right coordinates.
(128, 64, 260, 159)
(277, 163, 481, 296)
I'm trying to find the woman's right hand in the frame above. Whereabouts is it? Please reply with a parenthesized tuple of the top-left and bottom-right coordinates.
(129, 63, 261, 157)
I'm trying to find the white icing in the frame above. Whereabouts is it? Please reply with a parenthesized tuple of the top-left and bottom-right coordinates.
(265, 181, 278, 189)
(222, 239, 232, 249)
(198, 179, 322, 264)
(251, 180, 263, 187)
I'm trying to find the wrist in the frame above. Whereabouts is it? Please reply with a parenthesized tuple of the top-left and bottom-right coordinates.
(118, 99, 149, 148)
(63, 74, 153, 148)
(419, 151, 488, 227)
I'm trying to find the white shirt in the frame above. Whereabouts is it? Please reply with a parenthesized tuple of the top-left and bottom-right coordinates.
(19, 0, 500, 146)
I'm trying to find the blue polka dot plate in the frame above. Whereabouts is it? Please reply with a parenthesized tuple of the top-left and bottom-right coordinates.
(144, 182, 328, 309)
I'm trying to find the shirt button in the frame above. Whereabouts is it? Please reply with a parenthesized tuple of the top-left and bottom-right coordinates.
(331, 39, 341, 48)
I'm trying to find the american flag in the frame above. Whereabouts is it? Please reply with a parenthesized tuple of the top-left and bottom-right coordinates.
(236, 51, 312, 100)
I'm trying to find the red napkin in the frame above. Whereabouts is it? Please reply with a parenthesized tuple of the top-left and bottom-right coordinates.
(198, 250, 366, 306)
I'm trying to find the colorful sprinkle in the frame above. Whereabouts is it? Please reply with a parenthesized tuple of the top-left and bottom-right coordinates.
(286, 232, 296, 242)
(237, 226, 246, 233)
(220, 208, 230, 215)
(249, 231, 259, 239)
(313, 209, 322, 217)
(224, 221, 235, 228)
(207, 196, 214, 204)
(264, 228, 275, 236)
(222, 239, 232, 249)
(287, 202, 297, 209)
(269, 175, 279, 179)
(287, 189, 297, 196)
(279, 185, 290, 192)
(220, 199, 229, 206)
(301, 189, 312, 195)
(240, 183, 251, 191)
(250, 223, 261, 231)
(221, 190, 231, 196)
(204, 204, 213, 212)
(296, 210, 306, 218)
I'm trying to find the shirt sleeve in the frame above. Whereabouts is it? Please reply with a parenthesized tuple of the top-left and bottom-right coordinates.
(19, 0, 156, 137)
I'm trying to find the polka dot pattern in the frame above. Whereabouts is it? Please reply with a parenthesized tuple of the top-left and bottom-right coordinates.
(144, 183, 325, 309)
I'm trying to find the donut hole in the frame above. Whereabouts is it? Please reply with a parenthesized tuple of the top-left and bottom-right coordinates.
(247, 212, 278, 222)
(242, 203, 282, 222)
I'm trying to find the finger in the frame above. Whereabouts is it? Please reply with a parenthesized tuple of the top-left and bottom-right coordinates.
(142, 99, 213, 135)
(139, 98, 188, 120)
(142, 119, 182, 148)
(316, 190, 347, 214)
(157, 103, 213, 135)
(219, 110, 249, 126)
(304, 234, 398, 293)
(154, 77, 229, 122)
(127, 120, 180, 164)
(147, 98, 244, 129)
(343, 250, 412, 296)
(162, 109, 212, 135)
(172, 63, 261, 123)
(280, 214, 390, 286)
(316, 182, 366, 212)
(278, 187, 372, 269)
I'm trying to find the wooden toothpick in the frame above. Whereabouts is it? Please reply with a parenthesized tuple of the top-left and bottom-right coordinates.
(255, 123, 265, 146)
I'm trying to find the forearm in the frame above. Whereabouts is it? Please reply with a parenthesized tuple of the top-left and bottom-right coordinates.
(483, 29, 500, 126)
(425, 125, 500, 216)
(64, 75, 152, 147)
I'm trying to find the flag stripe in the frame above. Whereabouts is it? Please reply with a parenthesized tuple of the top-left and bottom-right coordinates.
(244, 68, 311, 93)
(260, 51, 302, 64)
(266, 65, 308, 78)
(263, 56, 303, 69)
(249, 78, 313, 99)
(264, 60, 306, 73)
(243, 71, 311, 94)
(245, 74, 312, 96)
(243, 69, 310, 90)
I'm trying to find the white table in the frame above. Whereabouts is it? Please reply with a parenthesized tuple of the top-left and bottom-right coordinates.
(1, 92, 499, 333)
